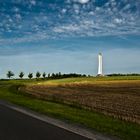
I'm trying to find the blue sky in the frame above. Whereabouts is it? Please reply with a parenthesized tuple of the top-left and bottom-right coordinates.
(0, 0, 140, 78)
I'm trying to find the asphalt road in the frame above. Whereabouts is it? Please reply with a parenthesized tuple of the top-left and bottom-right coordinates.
(0, 104, 91, 140)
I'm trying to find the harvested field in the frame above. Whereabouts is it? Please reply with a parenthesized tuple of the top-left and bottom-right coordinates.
(21, 80, 140, 124)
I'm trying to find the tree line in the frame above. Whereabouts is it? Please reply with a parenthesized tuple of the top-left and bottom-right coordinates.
(107, 73, 140, 76)
(6, 71, 87, 79)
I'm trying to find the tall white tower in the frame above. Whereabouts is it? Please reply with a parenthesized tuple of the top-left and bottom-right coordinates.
(98, 53, 103, 76)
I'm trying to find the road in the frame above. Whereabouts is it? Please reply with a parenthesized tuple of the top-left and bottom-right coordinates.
(0, 104, 91, 140)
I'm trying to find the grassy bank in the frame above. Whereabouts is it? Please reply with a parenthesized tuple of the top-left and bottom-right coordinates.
(0, 77, 140, 140)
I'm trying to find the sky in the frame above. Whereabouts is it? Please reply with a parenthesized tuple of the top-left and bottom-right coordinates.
(0, 0, 140, 78)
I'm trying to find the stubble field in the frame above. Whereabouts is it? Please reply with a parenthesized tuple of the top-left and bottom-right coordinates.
(21, 78, 140, 124)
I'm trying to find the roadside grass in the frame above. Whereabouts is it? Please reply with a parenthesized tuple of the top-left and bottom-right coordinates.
(0, 77, 140, 140)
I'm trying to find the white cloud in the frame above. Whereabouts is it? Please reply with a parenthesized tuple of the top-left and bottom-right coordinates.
(53, 24, 80, 33)
(0, 0, 140, 43)
(95, 7, 100, 12)
(30, 0, 36, 6)
(123, 4, 131, 11)
(62, 9, 67, 13)
(77, 0, 90, 4)
(13, 7, 19, 12)
(15, 13, 22, 20)
(8, 18, 13, 23)
(0, 31, 49, 46)
(114, 18, 123, 24)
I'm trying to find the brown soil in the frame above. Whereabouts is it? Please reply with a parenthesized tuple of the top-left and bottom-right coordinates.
(21, 80, 140, 124)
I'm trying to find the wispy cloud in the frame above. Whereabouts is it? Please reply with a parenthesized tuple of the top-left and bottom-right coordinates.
(0, 0, 139, 45)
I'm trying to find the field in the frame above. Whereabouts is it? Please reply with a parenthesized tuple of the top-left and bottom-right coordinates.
(22, 77, 140, 124)
(0, 76, 140, 140)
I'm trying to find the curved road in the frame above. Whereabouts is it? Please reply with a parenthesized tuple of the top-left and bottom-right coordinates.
(0, 104, 91, 140)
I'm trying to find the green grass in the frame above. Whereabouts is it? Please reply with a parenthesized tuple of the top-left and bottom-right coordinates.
(0, 77, 140, 140)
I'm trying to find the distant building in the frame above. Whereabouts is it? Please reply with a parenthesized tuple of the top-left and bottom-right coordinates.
(97, 53, 103, 76)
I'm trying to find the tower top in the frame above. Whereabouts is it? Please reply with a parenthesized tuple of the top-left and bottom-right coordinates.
(99, 53, 102, 56)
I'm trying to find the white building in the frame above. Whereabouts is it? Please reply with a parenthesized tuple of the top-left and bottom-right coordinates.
(97, 53, 103, 76)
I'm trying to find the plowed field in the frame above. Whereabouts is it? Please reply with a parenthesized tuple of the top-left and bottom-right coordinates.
(21, 80, 140, 124)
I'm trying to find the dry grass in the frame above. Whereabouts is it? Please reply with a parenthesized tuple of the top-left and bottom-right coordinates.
(21, 80, 140, 124)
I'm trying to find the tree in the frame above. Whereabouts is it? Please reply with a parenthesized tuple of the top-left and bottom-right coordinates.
(28, 73, 33, 79)
(19, 72, 24, 79)
(36, 71, 41, 79)
(51, 73, 55, 78)
(7, 71, 14, 79)
(58, 72, 61, 77)
(42, 72, 46, 78)
(48, 73, 50, 78)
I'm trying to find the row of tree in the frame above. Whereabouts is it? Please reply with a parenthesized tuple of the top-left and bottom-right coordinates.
(6, 71, 87, 79)
(6, 71, 45, 79)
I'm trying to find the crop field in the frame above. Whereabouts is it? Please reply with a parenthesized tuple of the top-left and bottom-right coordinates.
(0, 76, 140, 140)
(21, 77, 140, 124)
